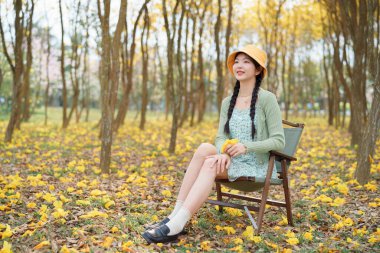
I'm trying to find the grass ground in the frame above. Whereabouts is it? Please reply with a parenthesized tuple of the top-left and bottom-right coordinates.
(0, 112, 379, 252)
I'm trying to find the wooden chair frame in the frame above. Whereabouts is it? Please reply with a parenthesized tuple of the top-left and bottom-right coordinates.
(207, 120, 305, 233)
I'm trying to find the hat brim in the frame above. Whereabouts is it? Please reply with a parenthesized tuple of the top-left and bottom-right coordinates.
(227, 50, 267, 78)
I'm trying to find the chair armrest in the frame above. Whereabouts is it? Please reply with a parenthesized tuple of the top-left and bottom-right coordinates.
(269, 150, 297, 162)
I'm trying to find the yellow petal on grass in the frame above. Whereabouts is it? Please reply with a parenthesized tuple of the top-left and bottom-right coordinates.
(90, 189, 106, 196)
(79, 209, 108, 219)
(252, 236, 262, 243)
(121, 240, 133, 251)
(100, 236, 114, 247)
(60, 245, 79, 253)
(0, 241, 12, 253)
(104, 201, 115, 209)
(1, 225, 13, 239)
(303, 232, 313, 241)
(161, 190, 172, 198)
(200, 241, 211, 251)
(27, 202, 37, 208)
(223, 226, 236, 235)
(33, 241, 50, 250)
(286, 237, 299, 245)
(110, 226, 119, 233)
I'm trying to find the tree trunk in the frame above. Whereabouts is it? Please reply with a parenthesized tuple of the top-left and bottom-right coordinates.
(355, 0, 379, 184)
(98, 0, 127, 173)
(1, 0, 24, 142)
(355, 76, 380, 184)
(114, 1, 150, 132)
(139, 6, 150, 130)
(59, 0, 68, 129)
(215, 0, 223, 113)
(196, 2, 209, 123)
(20, 0, 34, 124)
(44, 24, 51, 126)
(163, 0, 180, 153)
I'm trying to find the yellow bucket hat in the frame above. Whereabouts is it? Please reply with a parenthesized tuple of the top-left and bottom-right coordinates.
(227, 44, 267, 78)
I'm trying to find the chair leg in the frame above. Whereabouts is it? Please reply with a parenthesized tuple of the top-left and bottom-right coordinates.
(281, 160, 294, 226)
(256, 155, 275, 233)
(216, 182, 223, 213)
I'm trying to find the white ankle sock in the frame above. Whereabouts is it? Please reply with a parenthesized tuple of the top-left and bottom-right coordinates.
(168, 200, 184, 219)
(166, 207, 191, 235)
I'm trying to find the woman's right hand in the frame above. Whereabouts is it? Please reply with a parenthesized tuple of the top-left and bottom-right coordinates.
(206, 154, 231, 174)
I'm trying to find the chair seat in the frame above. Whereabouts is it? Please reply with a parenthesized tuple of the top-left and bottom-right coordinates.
(216, 177, 283, 192)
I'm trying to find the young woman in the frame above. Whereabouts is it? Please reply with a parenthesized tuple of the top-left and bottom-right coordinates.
(142, 44, 285, 244)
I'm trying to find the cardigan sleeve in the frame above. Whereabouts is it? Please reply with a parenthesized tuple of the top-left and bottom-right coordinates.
(241, 92, 285, 153)
(214, 96, 230, 154)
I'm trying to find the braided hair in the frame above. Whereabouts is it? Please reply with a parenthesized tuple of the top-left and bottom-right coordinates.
(224, 54, 264, 140)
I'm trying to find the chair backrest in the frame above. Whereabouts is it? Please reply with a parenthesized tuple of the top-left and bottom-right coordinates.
(275, 120, 304, 173)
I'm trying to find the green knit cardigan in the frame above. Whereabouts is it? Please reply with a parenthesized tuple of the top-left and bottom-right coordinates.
(215, 88, 285, 165)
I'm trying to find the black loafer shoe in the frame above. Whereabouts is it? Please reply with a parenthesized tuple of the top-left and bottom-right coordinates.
(142, 224, 181, 244)
(145, 217, 170, 230)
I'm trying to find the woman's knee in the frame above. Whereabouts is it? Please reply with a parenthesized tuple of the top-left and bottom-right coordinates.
(194, 143, 217, 158)
(200, 157, 217, 175)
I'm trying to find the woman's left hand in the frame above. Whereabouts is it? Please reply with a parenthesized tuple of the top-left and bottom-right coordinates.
(225, 143, 247, 157)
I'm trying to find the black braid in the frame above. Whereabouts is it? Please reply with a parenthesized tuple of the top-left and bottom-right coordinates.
(250, 72, 263, 139)
(224, 81, 240, 136)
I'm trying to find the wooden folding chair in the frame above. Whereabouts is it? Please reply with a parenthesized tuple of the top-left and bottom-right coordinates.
(207, 120, 305, 233)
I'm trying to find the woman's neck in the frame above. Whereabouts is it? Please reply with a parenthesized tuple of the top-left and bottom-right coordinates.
(238, 79, 256, 97)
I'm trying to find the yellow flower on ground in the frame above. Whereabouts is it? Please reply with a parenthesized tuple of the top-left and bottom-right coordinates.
(335, 183, 349, 195)
(121, 241, 134, 252)
(343, 217, 354, 227)
(161, 190, 172, 197)
(90, 189, 106, 196)
(233, 238, 243, 245)
(303, 232, 313, 241)
(200, 241, 211, 251)
(215, 225, 223, 232)
(223, 226, 236, 235)
(27, 202, 37, 208)
(364, 181, 377, 192)
(225, 207, 243, 217)
(0, 241, 12, 253)
(33, 241, 50, 250)
(330, 197, 345, 207)
(278, 215, 288, 225)
(104, 200, 115, 209)
(285, 230, 295, 238)
(110, 226, 119, 233)
(52, 208, 69, 219)
(60, 245, 78, 253)
(1, 225, 12, 239)
(100, 236, 113, 247)
(79, 209, 108, 219)
(252, 236, 262, 243)
(286, 237, 299, 245)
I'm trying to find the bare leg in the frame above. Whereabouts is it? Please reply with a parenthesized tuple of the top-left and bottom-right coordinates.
(183, 157, 228, 214)
(176, 143, 217, 201)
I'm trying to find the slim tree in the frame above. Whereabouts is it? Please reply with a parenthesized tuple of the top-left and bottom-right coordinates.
(44, 22, 51, 125)
(139, 6, 150, 130)
(20, 0, 34, 124)
(59, 0, 68, 129)
(114, 0, 151, 132)
(0, 0, 25, 142)
(98, 0, 127, 173)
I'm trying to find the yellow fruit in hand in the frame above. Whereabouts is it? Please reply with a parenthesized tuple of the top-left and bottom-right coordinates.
(221, 139, 239, 153)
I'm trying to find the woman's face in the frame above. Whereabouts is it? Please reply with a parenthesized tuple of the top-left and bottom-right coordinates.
(233, 53, 261, 82)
